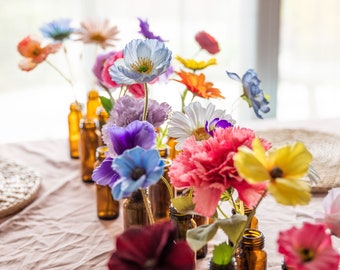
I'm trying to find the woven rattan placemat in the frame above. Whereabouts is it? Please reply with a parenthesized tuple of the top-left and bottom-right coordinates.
(0, 160, 41, 218)
(256, 129, 340, 194)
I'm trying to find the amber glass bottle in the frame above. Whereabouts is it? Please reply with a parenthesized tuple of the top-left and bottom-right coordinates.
(86, 90, 101, 120)
(209, 259, 236, 270)
(80, 118, 100, 183)
(68, 102, 82, 159)
(169, 205, 196, 240)
(148, 147, 173, 222)
(96, 106, 109, 146)
(236, 229, 267, 270)
(166, 137, 179, 160)
(94, 146, 119, 220)
(194, 215, 209, 259)
(123, 189, 150, 230)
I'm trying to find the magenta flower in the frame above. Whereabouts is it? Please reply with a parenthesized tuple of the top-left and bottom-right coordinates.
(278, 222, 340, 270)
(314, 187, 340, 237)
(195, 31, 220, 55)
(108, 221, 195, 270)
(169, 126, 270, 216)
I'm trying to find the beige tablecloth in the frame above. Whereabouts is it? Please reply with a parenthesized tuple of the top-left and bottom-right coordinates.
(1, 118, 340, 270)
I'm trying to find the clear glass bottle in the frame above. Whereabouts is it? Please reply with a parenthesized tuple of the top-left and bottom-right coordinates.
(68, 101, 82, 159)
(194, 214, 209, 259)
(236, 229, 267, 270)
(148, 147, 173, 222)
(123, 189, 150, 230)
(94, 146, 119, 220)
(80, 118, 100, 183)
(169, 205, 196, 240)
(86, 89, 101, 120)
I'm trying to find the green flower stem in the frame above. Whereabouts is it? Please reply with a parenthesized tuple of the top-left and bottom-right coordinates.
(161, 175, 174, 199)
(45, 59, 78, 102)
(217, 204, 228, 218)
(231, 190, 267, 256)
(181, 88, 188, 113)
(140, 187, 155, 225)
(142, 83, 149, 121)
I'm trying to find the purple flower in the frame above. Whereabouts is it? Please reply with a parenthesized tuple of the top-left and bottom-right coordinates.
(205, 117, 233, 136)
(227, 69, 270, 119)
(92, 51, 116, 86)
(108, 221, 195, 270)
(92, 120, 156, 187)
(105, 95, 171, 128)
(137, 18, 164, 42)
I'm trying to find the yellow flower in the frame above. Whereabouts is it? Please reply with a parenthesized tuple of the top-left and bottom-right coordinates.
(176, 56, 216, 71)
(234, 138, 313, 206)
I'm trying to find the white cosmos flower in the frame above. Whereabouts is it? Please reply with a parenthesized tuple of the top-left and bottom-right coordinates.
(168, 102, 235, 150)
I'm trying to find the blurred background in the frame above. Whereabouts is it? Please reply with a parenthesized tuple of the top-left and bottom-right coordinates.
(1, 0, 340, 143)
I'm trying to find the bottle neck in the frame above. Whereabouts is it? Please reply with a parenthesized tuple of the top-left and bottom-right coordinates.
(241, 229, 265, 250)
(169, 206, 193, 221)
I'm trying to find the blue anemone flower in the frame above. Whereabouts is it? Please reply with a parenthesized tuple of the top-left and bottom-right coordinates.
(111, 146, 165, 200)
(109, 39, 172, 84)
(227, 69, 270, 119)
(40, 18, 75, 42)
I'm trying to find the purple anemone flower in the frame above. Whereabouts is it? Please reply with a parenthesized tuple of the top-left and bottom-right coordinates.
(205, 117, 233, 136)
(92, 120, 156, 187)
(227, 69, 270, 119)
(137, 18, 164, 42)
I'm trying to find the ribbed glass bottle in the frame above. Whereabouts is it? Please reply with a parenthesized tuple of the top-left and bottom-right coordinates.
(236, 229, 267, 270)
(123, 189, 150, 230)
(94, 146, 119, 220)
(148, 147, 173, 222)
(80, 118, 100, 183)
(68, 101, 82, 159)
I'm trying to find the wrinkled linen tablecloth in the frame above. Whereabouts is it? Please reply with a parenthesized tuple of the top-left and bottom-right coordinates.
(1, 118, 340, 270)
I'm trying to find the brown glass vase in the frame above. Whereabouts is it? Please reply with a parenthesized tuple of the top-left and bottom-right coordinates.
(68, 101, 82, 159)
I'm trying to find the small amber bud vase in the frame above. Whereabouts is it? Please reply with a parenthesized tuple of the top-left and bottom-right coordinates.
(94, 146, 119, 220)
(169, 205, 196, 240)
(148, 147, 173, 222)
(123, 189, 150, 230)
(166, 137, 179, 160)
(194, 214, 209, 259)
(80, 118, 100, 183)
(236, 229, 267, 270)
(68, 101, 83, 159)
(96, 106, 109, 146)
(86, 90, 101, 119)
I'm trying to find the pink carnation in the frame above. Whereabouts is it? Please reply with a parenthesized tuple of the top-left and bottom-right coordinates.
(169, 126, 270, 216)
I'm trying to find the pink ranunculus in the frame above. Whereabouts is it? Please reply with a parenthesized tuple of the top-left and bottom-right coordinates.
(92, 50, 116, 86)
(195, 31, 220, 55)
(108, 221, 195, 270)
(128, 83, 145, 98)
(101, 50, 124, 88)
(277, 222, 340, 270)
(314, 187, 340, 237)
(168, 126, 270, 216)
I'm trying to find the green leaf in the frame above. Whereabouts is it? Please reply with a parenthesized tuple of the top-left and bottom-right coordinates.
(186, 222, 218, 251)
(100, 96, 113, 114)
(216, 214, 247, 245)
(171, 196, 195, 214)
(212, 242, 233, 265)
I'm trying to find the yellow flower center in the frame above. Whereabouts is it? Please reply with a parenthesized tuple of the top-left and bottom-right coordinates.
(131, 167, 145, 180)
(131, 57, 154, 74)
(270, 166, 283, 179)
(192, 127, 210, 141)
(90, 33, 106, 43)
(299, 248, 315, 262)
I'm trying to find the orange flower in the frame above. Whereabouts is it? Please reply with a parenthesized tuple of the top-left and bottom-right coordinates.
(174, 71, 224, 99)
(74, 19, 119, 49)
(17, 35, 61, 71)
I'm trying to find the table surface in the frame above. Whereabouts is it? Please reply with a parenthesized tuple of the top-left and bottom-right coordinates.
(1, 118, 340, 270)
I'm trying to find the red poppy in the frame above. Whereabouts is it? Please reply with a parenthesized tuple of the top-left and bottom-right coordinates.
(195, 31, 220, 55)
(108, 221, 195, 270)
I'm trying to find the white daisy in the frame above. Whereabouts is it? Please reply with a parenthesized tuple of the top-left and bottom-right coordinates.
(168, 102, 235, 150)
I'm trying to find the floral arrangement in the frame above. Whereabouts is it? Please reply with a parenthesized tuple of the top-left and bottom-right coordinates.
(17, 17, 340, 269)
